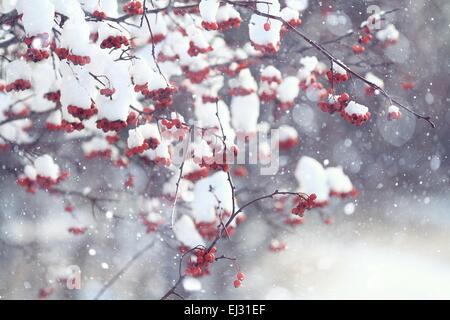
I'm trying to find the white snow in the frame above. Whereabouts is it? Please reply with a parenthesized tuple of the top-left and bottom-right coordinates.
(6, 60, 31, 83)
(21, 0, 55, 37)
(34, 155, 60, 180)
(183, 277, 202, 292)
(231, 93, 260, 133)
(229, 69, 257, 92)
(192, 171, 234, 223)
(277, 76, 300, 102)
(365, 72, 384, 88)
(295, 156, 329, 203)
(388, 105, 400, 113)
(376, 24, 400, 42)
(326, 167, 353, 194)
(278, 125, 298, 141)
(199, 0, 220, 23)
(344, 101, 369, 116)
(127, 128, 145, 149)
(286, 0, 308, 11)
(173, 215, 205, 248)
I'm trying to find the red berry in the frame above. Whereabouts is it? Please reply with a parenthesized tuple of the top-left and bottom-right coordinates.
(309, 193, 317, 201)
(205, 253, 215, 263)
(352, 44, 365, 54)
(264, 22, 271, 31)
(237, 272, 245, 281)
(233, 280, 241, 288)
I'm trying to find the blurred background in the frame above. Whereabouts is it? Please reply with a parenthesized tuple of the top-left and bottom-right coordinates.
(1, 0, 450, 299)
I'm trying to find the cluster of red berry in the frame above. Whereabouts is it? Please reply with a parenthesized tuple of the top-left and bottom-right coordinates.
(318, 92, 350, 114)
(68, 227, 87, 235)
(99, 88, 116, 97)
(283, 216, 304, 226)
(251, 41, 279, 55)
(157, 52, 179, 63)
(67, 54, 91, 66)
(96, 118, 128, 132)
(330, 187, 359, 199)
(60, 119, 84, 133)
(233, 272, 245, 288)
(326, 69, 350, 83)
(388, 110, 402, 121)
(24, 48, 49, 62)
(5, 79, 32, 92)
(219, 60, 250, 77)
(183, 167, 210, 182)
(100, 35, 129, 49)
(67, 104, 98, 120)
(217, 18, 241, 31)
(281, 18, 302, 36)
(126, 141, 150, 157)
(17, 176, 37, 193)
(44, 91, 61, 103)
(92, 10, 107, 20)
(201, 21, 218, 31)
(341, 109, 371, 126)
(18, 172, 69, 193)
(228, 87, 255, 96)
(3, 107, 29, 118)
(188, 41, 213, 57)
(160, 117, 187, 131)
(36, 172, 69, 190)
(277, 101, 296, 111)
(23, 35, 49, 47)
(85, 150, 112, 159)
(291, 193, 317, 217)
(183, 66, 210, 84)
(185, 247, 217, 277)
(279, 137, 299, 151)
(123, 1, 144, 15)
(196, 220, 236, 241)
(352, 44, 365, 54)
(149, 33, 166, 44)
(261, 75, 282, 85)
(201, 95, 219, 104)
(359, 26, 374, 46)
(54, 47, 91, 65)
(135, 84, 176, 108)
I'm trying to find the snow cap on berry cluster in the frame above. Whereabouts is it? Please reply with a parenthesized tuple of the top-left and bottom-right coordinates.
(285, 0, 309, 11)
(192, 171, 234, 223)
(295, 156, 329, 203)
(376, 24, 399, 42)
(344, 101, 369, 116)
(325, 167, 353, 195)
(277, 76, 300, 103)
(199, 0, 220, 24)
(173, 215, 206, 248)
(34, 155, 60, 180)
(249, 1, 283, 52)
(20, 0, 55, 38)
(127, 128, 145, 149)
(231, 93, 260, 133)
(6, 60, 32, 84)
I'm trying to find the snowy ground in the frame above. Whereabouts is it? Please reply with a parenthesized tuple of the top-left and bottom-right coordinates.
(217, 197, 450, 300)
